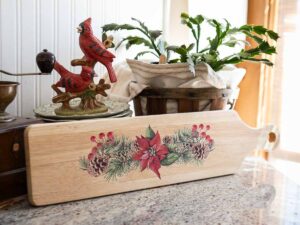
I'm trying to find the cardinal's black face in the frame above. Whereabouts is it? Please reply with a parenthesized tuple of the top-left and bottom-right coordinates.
(77, 22, 84, 34)
(77, 19, 92, 36)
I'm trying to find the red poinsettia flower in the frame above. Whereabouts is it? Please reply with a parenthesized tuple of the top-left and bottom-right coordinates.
(133, 132, 169, 179)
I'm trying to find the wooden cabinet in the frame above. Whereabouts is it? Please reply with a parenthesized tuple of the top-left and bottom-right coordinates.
(0, 118, 42, 201)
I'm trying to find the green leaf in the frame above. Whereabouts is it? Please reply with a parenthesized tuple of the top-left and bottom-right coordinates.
(187, 43, 195, 51)
(208, 19, 223, 52)
(258, 41, 276, 54)
(203, 53, 217, 63)
(168, 58, 180, 63)
(222, 56, 242, 64)
(166, 45, 187, 55)
(161, 152, 180, 166)
(267, 30, 279, 41)
(186, 21, 193, 29)
(195, 15, 204, 24)
(223, 41, 236, 48)
(79, 157, 88, 170)
(134, 51, 158, 59)
(227, 27, 240, 35)
(145, 125, 155, 139)
(253, 25, 267, 35)
(239, 24, 253, 32)
(131, 17, 149, 33)
(220, 19, 230, 39)
(149, 30, 162, 40)
(125, 37, 152, 50)
(189, 17, 198, 25)
(243, 58, 274, 66)
(180, 12, 189, 19)
(105, 159, 125, 181)
(243, 31, 264, 44)
(102, 23, 136, 32)
(102, 23, 119, 32)
(116, 36, 153, 50)
(102, 32, 107, 42)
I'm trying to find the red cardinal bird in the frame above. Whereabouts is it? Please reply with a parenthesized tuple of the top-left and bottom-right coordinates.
(77, 18, 117, 83)
(53, 61, 95, 93)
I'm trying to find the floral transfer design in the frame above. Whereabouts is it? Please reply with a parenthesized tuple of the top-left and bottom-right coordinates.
(80, 124, 215, 180)
(133, 132, 169, 179)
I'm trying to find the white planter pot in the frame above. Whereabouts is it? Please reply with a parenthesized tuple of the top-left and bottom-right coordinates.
(126, 59, 246, 90)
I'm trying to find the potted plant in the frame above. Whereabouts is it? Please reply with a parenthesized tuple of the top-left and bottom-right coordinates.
(102, 13, 278, 115)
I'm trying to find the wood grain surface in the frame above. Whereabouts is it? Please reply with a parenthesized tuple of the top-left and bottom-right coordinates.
(25, 111, 269, 206)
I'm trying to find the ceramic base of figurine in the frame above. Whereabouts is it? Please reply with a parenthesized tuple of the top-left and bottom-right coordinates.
(55, 102, 108, 116)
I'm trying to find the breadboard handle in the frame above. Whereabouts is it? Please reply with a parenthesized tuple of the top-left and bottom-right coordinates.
(257, 125, 279, 151)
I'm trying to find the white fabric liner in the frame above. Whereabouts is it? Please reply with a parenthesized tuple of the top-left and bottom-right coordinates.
(100, 61, 245, 114)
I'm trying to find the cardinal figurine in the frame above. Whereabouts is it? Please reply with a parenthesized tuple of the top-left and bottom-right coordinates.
(51, 61, 110, 111)
(52, 61, 95, 94)
(77, 18, 117, 83)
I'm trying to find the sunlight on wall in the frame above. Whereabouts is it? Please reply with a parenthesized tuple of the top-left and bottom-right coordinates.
(274, 0, 300, 152)
(279, 29, 300, 152)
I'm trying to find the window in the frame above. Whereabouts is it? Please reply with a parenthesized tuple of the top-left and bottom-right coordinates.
(272, 0, 300, 153)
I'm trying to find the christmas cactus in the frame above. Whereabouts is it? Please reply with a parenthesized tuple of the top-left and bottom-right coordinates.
(102, 13, 278, 72)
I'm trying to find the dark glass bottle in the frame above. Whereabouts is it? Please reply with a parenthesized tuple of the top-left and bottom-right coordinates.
(36, 49, 55, 73)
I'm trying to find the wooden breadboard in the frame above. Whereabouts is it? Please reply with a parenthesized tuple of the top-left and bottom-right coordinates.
(25, 111, 277, 206)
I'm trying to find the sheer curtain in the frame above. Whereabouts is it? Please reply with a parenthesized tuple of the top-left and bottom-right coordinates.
(271, 0, 300, 153)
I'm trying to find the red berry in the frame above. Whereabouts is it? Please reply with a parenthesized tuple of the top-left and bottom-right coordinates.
(92, 147, 97, 154)
(199, 124, 204, 129)
(209, 139, 214, 144)
(200, 132, 206, 137)
(97, 143, 102, 148)
(206, 125, 211, 130)
(90, 136, 96, 142)
(206, 135, 211, 141)
(107, 131, 114, 139)
(99, 133, 105, 139)
(88, 153, 94, 160)
(192, 124, 197, 131)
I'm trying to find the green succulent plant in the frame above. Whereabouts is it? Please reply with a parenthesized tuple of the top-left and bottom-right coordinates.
(102, 13, 279, 72)
(170, 13, 279, 71)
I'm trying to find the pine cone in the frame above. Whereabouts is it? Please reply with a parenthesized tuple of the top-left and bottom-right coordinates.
(175, 142, 193, 153)
(133, 140, 139, 150)
(87, 155, 109, 177)
(191, 142, 210, 160)
(184, 142, 194, 150)
(115, 148, 131, 162)
(113, 141, 138, 161)
(163, 136, 173, 144)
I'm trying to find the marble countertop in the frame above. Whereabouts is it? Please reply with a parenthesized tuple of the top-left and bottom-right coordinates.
(1, 157, 300, 225)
